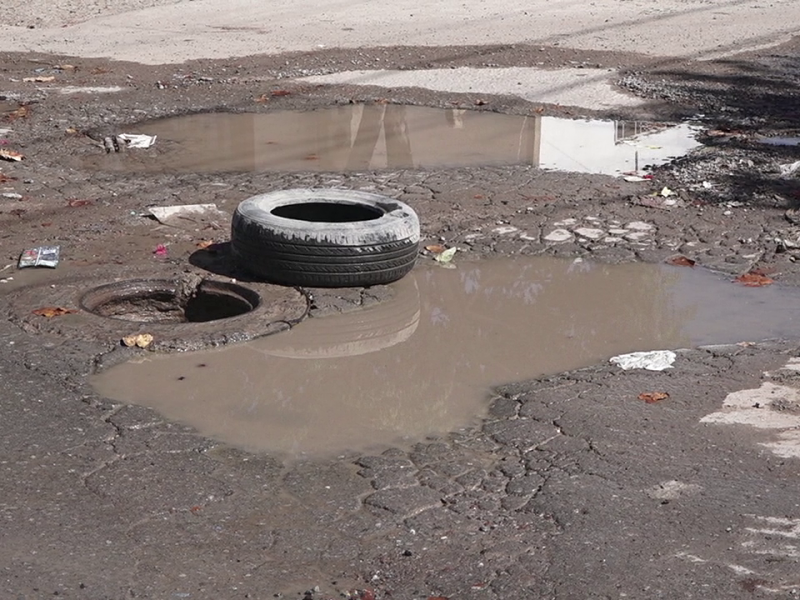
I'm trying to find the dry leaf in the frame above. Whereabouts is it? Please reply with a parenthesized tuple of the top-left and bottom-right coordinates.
(68, 199, 93, 207)
(254, 94, 270, 103)
(122, 333, 154, 348)
(23, 76, 55, 83)
(32, 306, 77, 318)
(65, 127, 79, 135)
(196, 240, 214, 249)
(304, 154, 319, 161)
(5, 105, 29, 120)
(735, 271, 774, 287)
(424, 244, 446, 254)
(90, 67, 112, 74)
(0, 173, 17, 183)
(638, 391, 669, 404)
(0, 149, 24, 162)
(271, 90, 291, 97)
(667, 255, 696, 267)
(55, 64, 76, 71)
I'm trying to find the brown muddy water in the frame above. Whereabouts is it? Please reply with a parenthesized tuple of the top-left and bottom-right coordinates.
(88, 105, 701, 175)
(91, 256, 800, 460)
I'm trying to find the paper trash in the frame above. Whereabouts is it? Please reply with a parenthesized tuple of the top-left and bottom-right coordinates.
(18, 245, 60, 268)
(609, 350, 676, 371)
(118, 133, 157, 149)
(148, 203, 226, 229)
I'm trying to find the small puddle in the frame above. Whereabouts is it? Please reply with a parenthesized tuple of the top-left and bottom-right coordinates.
(92, 256, 800, 460)
(85, 105, 701, 175)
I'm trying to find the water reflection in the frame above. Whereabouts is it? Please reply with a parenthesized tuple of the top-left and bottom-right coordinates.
(86, 105, 701, 175)
(87, 256, 800, 459)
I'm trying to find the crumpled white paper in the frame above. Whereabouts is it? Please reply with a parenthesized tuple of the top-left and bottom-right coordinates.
(118, 133, 157, 148)
(609, 350, 676, 371)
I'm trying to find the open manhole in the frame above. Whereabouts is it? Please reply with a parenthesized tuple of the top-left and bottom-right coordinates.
(81, 279, 259, 323)
(4, 271, 308, 352)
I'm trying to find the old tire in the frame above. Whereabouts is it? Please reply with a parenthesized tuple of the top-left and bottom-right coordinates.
(231, 189, 420, 287)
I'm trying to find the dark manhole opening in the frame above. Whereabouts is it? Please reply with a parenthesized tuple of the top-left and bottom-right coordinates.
(81, 279, 259, 324)
(271, 201, 383, 223)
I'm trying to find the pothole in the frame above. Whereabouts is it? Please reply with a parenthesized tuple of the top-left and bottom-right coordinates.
(81, 279, 259, 323)
(83, 104, 702, 176)
(92, 256, 800, 460)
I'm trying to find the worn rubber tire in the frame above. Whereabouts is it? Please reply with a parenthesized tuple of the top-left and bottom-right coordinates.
(231, 189, 420, 287)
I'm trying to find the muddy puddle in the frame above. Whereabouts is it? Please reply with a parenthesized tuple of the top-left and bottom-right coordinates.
(86, 105, 701, 175)
(91, 256, 800, 460)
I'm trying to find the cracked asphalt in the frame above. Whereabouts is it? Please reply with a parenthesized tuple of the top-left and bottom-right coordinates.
(2, 15, 800, 600)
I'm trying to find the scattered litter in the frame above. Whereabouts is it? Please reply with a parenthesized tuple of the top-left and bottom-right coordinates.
(638, 391, 670, 404)
(734, 271, 773, 287)
(0, 149, 24, 161)
(667, 255, 696, 267)
(2, 192, 22, 199)
(610, 350, 676, 371)
(634, 195, 682, 209)
(118, 133, 157, 149)
(122, 333, 154, 349)
(148, 203, 224, 228)
(779, 160, 800, 177)
(623, 175, 651, 182)
(54, 64, 77, 71)
(659, 186, 676, 197)
(702, 181, 713, 189)
(32, 306, 77, 318)
(153, 244, 169, 258)
(22, 76, 55, 83)
(433, 247, 457, 265)
(424, 244, 446, 254)
(18, 246, 60, 268)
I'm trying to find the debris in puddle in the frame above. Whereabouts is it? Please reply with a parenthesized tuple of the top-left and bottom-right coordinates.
(18, 245, 60, 268)
(148, 203, 225, 228)
(118, 133, 157, 149)
(734, 271, 773, 287)
(0, 149, 24, 161)
(31, 306, 77, 318)
(153, 244, 169, 259)
(667, 255, 696, 267)
(610, 350, 676, 371)
(433, 246, 457, 265)
(122, 333, 154, 349)
(638, 391, 670, 404)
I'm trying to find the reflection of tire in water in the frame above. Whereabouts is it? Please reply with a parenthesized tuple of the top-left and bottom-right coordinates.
(259, 274, 420, 359)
